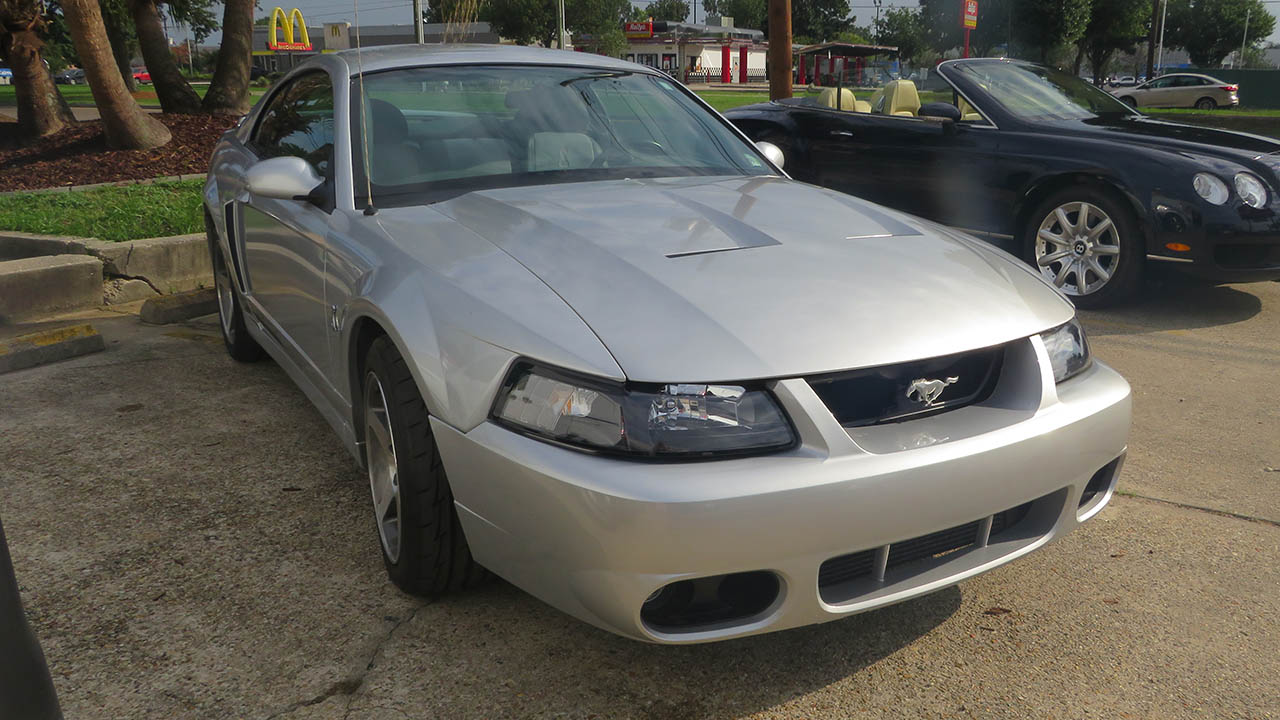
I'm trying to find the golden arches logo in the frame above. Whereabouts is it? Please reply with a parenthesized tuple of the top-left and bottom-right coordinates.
(268, 7, 312, 51)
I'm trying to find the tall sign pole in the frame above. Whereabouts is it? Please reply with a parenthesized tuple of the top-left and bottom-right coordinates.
(962, 0, 979, 58)
(767, 0, 792, 100)
(413, 0, 424, 43)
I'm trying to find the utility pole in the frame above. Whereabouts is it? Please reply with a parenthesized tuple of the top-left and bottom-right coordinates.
(1156, 0, 1168, 75)
(1145, 0, 1158, 80)
(558, 0, 566, 49)
(413, 0, 424, 43)
(767, 0, 791, 99)
(1239, 8, 1251, 68)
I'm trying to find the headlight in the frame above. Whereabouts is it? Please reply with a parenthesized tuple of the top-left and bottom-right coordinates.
(1234, 172, 1269, 208)
(1040, 318, 1092, 384)
(1192, 173, 1229, 205)
(491, 363, 796, 458)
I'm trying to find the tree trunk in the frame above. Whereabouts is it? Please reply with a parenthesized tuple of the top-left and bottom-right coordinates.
(106, 23, 136, 92)
(129, 0, 202, 114)
(60, 0, 170, 149)
(0, 19, 75, 138)
(1071, 44, 1085, 77)
(203, 0, 254, 115)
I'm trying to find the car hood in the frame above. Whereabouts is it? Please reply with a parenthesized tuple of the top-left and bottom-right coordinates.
(418, 176, 1073, 382)
(1050, 116, 1280, 161)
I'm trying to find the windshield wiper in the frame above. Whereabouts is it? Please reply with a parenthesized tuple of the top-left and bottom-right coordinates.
(559, 71, 632, 86)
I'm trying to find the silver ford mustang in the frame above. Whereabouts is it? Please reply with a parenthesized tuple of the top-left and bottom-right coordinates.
(203, 45, 1131, 644)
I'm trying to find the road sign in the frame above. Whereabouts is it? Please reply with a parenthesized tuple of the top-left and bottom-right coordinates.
(963, 0, 979, 29)
(624, 21, 653, 39)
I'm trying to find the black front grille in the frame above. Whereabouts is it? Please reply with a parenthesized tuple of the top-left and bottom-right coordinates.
(818, 501, 1032, 590)
(1214, 243, 1280, 269)
(808, 344, 1006, 428)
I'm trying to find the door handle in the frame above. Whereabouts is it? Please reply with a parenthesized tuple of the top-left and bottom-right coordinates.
(828, 130, 854, 137)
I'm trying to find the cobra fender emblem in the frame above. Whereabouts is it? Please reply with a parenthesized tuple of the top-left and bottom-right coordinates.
(906, 376, 959, 407)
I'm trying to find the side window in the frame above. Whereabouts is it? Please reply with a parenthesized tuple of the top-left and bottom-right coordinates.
(251, 73, 335, 177)
(1147, 77, 1174, 89)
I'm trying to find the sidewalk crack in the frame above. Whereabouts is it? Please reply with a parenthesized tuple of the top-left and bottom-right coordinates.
(1117, 491, 1280, 528)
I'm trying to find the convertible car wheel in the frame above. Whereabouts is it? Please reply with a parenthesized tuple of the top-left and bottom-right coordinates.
(207, 222, 263, 363)
(1025, 186, 1142, 308)
(362, 337, 486, 596)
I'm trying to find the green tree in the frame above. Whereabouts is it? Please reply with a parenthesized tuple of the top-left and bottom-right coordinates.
(919, 0, 1013, 58)
(701, 0, 766, 32)
(793, 0, 852, 41)
(1012, 0, 1092, 62)
(484, 0, 558, 46)
(100, 0, 137, 92)
(129, 0, 203, 113)
(1080, 0, 1147, 83)
(634, 0, 691, 21)
(1166, 0, 1275, 67)
(873, 7, 927, 63)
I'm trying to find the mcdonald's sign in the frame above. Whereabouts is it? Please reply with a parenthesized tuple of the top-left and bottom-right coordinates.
(268, 7, 312, 51)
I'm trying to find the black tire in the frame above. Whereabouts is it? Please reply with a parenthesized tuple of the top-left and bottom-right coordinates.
(1021, 184, 1144, 309)
(206, 218, 263, 363)
(362, 336, 486, 596)
(1195, 97, 1217, 111)
(1120, 95, 1137, 107)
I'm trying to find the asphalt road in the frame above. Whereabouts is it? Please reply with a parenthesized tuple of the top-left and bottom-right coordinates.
(2, 275, 1278, 719)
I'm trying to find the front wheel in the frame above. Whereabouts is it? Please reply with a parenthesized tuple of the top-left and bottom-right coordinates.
(207, 220, 263, 362)
(1195, 97, 1218, 111)
(1022, 186, 1144, 309)
(362, 336, 486, 596)
(1120, 96, 1137, 108)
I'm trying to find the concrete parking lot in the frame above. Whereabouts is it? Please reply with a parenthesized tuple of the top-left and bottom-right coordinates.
(2, 275, 1278, 719)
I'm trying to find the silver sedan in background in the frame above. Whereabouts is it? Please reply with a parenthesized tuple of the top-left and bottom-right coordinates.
(203, 45, 1130, 644)
(1113, 73, 1240, 110)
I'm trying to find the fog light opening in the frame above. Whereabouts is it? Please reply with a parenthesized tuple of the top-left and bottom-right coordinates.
(641, 571, 780, 634)
(1078, 456, 1122, 521)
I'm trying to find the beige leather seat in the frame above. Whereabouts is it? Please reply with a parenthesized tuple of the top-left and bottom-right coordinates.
(871, 80, 921, 117)
(506, 87, 601, 171)
(958, 96, 983, 122)
(817, 87, 871, 113)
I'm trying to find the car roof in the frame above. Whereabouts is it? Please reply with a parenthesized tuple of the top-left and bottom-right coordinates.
(327, 43, 644, 75)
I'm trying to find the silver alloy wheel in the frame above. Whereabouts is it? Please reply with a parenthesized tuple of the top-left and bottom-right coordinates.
(213, 253, 236, 341)
(364, 372, 402, 563)
(1034, 201, 1121, 296)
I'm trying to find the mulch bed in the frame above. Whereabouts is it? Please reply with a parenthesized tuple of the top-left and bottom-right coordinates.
(0, 113, 239, 192)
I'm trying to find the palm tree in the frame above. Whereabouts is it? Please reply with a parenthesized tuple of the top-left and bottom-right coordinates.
(203, 0, 253, 115)
(129, 0, 202, 114)
(61, 0, 170, 149)
(0, 0, 76, 138)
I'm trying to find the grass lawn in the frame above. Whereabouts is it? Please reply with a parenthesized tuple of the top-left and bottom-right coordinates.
(0, 83, 266, 107)
(0, 180, 204, 242)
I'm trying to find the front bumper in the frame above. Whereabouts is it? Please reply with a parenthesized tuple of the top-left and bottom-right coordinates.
(1149, 193, 1280, 282)
(433, 339, 1131, 643)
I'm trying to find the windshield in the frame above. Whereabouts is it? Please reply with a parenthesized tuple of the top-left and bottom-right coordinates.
(951, 62, 1138, 122)
(351, 65, 770, 205)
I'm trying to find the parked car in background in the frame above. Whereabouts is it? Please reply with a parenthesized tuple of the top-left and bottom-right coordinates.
(1110, 75, 1137, 87)
(132, 68, 151, 84)
(1112, 73, 1238, 110)
(204, 45, 1130, 644)
(54, 68, 85, 85)
(0, 67, 12, 85)
(724, 58, 1280, 307)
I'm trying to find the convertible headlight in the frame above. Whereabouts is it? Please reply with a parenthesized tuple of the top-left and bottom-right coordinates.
(1192, 173, 1229, 205)
(1234, 172, 1269, 208)
(1040, 318, 1092, 384)
(492, 364, 796, 458)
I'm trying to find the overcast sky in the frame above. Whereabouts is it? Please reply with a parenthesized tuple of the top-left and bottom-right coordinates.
(167, 0, 1280, 46)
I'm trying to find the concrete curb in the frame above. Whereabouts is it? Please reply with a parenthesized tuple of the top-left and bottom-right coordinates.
(0, 324, 105, 374)
(0, 255, 103, 324)
(0, 232, 211, 320)
(139, 288, 218, 325)
(0, 174, 206, 198)
(86, 234, 212, 294)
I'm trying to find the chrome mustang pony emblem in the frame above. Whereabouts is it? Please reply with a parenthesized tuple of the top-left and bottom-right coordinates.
(906, 376, 960, 407)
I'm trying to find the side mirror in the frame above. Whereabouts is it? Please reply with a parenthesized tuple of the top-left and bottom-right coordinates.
(918, 102, 962, 123)
(246, 156, 323, 201)
(756, 141, 786, 169)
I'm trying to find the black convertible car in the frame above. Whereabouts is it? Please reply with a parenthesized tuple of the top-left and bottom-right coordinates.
(724, 58, 1280, 306)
